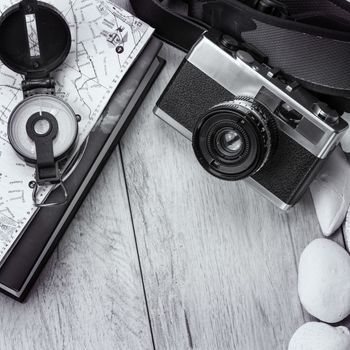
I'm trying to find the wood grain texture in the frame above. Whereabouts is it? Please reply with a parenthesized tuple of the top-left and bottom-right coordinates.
(0, 0, 342, 349)
(120, 43, 324, 350)
(0, 149, 154, 350)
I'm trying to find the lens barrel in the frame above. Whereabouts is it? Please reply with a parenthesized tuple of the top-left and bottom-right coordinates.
(192, 97, 278, 181)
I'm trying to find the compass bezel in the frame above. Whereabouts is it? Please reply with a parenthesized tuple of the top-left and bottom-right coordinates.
(7, 94, 79, 165)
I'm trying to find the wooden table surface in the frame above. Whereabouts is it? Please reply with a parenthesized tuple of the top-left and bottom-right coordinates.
(0, 1, 346, 349)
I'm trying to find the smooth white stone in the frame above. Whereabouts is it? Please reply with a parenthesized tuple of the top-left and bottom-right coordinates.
(298, 239, 350, 323)
(343, 208, 350, 253)
(310, 146, 350, 236)
(341, 112, 350, 153)
(289, 322, 350, 350)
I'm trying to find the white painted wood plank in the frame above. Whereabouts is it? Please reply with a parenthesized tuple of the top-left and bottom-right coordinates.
(120, 43, 324, 350)
(0, 149, 154, 350)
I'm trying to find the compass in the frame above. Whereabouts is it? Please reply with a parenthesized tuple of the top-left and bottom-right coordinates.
(0, 0, 79, 207)
(8, 95, 79, 163)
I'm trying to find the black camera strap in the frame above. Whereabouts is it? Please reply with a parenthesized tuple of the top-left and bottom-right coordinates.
(130, 0, 350, 111)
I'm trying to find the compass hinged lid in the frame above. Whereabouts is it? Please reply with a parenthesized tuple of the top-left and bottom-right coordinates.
(0, 0, 71, 79)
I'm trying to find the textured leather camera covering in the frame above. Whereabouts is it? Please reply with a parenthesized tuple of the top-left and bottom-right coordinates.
(252, 133, 323, 205)
(157, 60, 323, 205)
(157, 60, 233, 131)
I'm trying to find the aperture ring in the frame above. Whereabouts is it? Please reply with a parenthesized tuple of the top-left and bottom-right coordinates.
(213, 97, 278, 173)
(192, 96, 278, 181)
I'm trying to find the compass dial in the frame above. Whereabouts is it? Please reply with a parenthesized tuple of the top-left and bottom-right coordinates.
(8, 95, 78, 163)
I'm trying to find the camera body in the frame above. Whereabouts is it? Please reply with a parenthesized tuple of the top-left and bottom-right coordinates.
(154, 29, 348, 209)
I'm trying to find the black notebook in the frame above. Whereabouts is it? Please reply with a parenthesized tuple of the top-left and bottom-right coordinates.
(0, 37, 164, 301)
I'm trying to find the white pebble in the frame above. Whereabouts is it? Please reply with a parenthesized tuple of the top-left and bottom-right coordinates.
(289, 322, 350, 350)
(341, 112, 350, 153)
(298, 238, 350, 323)
(343, 208, 350, 253)
(310, 146, 350, 236)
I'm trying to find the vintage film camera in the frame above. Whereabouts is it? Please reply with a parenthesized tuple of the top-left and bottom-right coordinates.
(154, 29, 349, 209)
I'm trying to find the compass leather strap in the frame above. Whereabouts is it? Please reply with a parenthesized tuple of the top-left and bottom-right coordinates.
(26, 112, 60, 185)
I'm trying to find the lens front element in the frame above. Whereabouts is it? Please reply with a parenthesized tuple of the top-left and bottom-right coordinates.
(192, 97, 278, 181)
(216, 128, 244, 157)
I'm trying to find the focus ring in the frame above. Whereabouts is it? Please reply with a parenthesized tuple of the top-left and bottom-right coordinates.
(192, 97, 278, 181)
(214, 97, 278, 173)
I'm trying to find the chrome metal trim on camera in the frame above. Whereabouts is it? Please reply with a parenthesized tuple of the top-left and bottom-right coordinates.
(154, 106, 192, 140)
(186, 35, 348, 159)
(244, 178, 291, 210)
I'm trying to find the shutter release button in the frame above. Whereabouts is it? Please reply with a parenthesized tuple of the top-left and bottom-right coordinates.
(236, 50, 255, 65)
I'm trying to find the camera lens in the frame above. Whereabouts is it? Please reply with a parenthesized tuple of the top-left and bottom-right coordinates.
(192, 97, 278, 181)
(216, 129, 243, 156)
